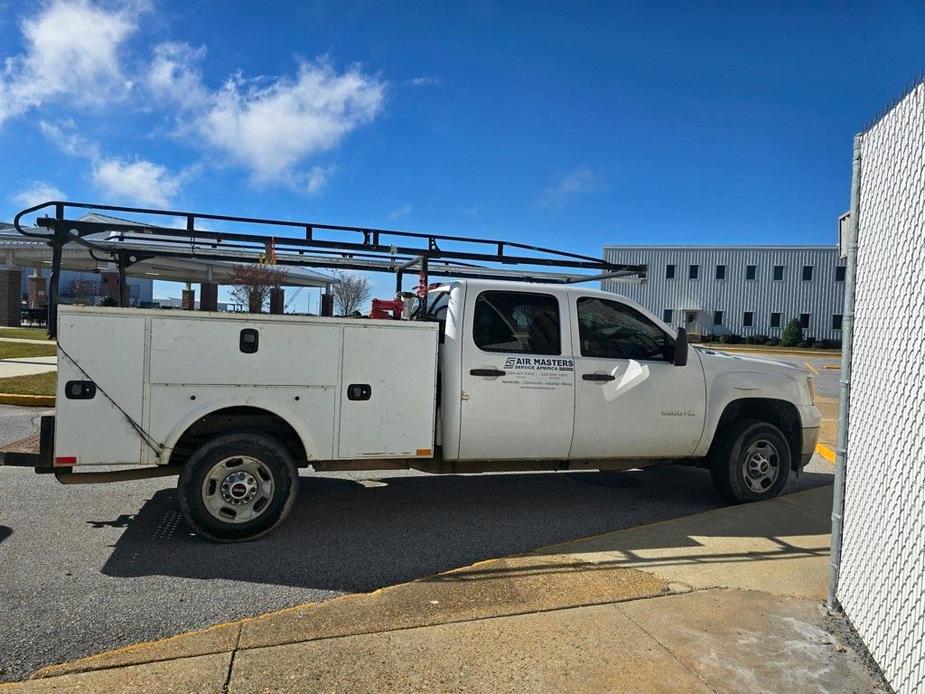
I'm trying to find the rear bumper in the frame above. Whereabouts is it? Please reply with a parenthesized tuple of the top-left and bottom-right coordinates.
(0, 415, 55, 472)
(799, 425, 819, 469)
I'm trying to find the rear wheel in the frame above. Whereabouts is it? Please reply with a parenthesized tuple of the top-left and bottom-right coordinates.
(710, 419, 791, 503)
(178, 431, 298, 542)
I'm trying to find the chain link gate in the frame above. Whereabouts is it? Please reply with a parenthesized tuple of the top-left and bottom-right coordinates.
(832, 77, 925, 694)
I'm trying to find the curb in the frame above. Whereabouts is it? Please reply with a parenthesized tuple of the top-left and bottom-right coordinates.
(0, 393, 55, 407)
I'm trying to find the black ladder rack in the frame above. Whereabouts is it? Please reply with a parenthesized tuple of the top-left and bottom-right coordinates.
(13, 201, 647, 338)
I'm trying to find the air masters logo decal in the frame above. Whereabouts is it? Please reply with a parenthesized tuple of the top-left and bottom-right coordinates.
(499, 356, 574, 391)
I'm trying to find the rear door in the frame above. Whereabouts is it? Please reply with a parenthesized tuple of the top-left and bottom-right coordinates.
(457, 289, 575, 460)
(569, 295, 706, 459)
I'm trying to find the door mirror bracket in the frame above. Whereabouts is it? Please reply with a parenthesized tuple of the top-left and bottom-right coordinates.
(673, 327, 689, 366)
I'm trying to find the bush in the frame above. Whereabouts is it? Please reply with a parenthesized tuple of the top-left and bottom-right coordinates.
(719, 334, 742, 344)
(700, 333, 714, 343)
(781, 319, 803, 347)
(745, 335, 756, 344)
(767, 337, 780, 346)
(753, 334, 769, 345)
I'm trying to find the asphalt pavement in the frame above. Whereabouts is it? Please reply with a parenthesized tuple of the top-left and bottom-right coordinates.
(1, 457, 834, 682)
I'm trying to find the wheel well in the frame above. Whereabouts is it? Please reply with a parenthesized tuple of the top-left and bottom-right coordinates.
(167, 407, 308, 468)
(710, 398, 802, 469)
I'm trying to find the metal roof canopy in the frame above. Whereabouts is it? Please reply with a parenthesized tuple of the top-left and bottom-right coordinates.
(14, 200, 646, 338)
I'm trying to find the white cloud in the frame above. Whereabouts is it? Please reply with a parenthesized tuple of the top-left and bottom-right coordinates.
(0, 0, 141, 126)
(12, 182, 66, 208)
(146, 41, 208, 109)
(41, 119, 188, 206)
(540, 168, 600, 209)
(406, 76, 442, 87)
(39, 119, 100, 158)
(387, 203, 412, 221)
(149, 48, 385, 189)
(92, 158, 183, 207)
(304, 165, 334, 195)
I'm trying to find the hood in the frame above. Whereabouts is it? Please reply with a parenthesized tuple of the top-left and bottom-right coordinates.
(693, 347, 809, 377)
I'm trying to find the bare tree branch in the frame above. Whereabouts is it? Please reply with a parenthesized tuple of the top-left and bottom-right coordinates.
(228, 264, 289, 313)
(332, 272, 372, 315)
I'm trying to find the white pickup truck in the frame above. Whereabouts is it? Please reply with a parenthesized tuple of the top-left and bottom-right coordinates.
(8, 279, 820, 541)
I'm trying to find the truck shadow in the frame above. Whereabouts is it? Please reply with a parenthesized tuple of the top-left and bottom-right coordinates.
(99, 465, 834, 593)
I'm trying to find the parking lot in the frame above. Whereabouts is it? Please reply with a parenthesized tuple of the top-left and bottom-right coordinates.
(0, 386, 835, 681)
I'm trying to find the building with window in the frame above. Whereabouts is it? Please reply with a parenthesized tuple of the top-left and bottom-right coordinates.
(602, 246, 846, 341)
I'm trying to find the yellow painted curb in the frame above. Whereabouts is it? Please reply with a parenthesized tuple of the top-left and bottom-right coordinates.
(0, 393, 55, 407)
(816, 443, 837, 464)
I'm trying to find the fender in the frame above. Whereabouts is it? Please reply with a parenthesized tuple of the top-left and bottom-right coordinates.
(693, 366, 811, 457)
(154, 388, 327, 466)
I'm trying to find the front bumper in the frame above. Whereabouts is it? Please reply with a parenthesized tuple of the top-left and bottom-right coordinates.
(0, 415, 55, 472)
(799, 425, 820, 469)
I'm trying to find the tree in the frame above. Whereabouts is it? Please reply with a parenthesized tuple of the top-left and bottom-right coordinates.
(228, 264, 289, 313)
(332, 272, 372, 316)
(781, 318, 803, 347)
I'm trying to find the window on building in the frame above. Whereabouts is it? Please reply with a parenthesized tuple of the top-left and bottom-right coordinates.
(802, 265, 814, 281)
(773, 265, 784, 280)
(689, 264, 699, 279)
(771, 312, 781, 328)
(743, 311, 754, 327)
(577, 297, 671, 361)
(800, 313, 810, 329)
(715, 264, 726, 280)
(663, 308, 673, 324)
(713, 310, 723, 326)
(745, 264, 757, 280)
(666, 264, 676, 279)
(473, 291, 560, 355)
(832, 314, 843, 330)
(835, 265, 846, 281)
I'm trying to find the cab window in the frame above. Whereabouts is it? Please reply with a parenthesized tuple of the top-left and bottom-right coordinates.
(473, 291, 560, 355)
(577, 297, 672, 361)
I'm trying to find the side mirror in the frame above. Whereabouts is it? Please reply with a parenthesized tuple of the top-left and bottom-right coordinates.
(673, 327, 689, 366)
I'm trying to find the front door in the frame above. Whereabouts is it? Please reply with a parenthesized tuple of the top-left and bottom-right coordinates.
(458, 289, 575, 460)
(570, 295, 706, 459)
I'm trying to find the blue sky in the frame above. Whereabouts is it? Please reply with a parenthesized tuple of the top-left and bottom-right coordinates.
(0, 1, 923, 306)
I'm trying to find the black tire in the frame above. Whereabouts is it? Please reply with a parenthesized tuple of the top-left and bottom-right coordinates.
(710, 419, 791, 504)
(178, 431, 299, 542)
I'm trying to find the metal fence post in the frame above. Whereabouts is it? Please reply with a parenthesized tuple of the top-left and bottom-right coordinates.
(828, 133, 862, 609)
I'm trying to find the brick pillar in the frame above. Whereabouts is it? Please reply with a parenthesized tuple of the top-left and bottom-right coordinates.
(182, 288, 196, 310)
(320, 292, 334, 317)
(200, 282, 218, 311)
(100, 270, 129, 306)
(269, 287, 284, 314)
(28, 274, 46, 309)
(0, 267, 23, 326)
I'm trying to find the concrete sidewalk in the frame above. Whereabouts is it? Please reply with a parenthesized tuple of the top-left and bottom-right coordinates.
(5, 485, 882, 693)
(0, 356, 56, 378)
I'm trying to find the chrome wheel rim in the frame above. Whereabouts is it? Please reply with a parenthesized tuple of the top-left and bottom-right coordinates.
(742, 439, 780, 493)
(201, 456, 275, 523)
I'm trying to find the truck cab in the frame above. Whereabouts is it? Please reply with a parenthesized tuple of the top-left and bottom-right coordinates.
(435, 280, 818, 471)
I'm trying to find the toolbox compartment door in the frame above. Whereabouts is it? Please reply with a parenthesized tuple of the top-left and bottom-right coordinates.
(337, 324, 438, 459)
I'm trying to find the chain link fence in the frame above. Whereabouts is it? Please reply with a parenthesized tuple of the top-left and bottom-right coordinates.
(834, 78, 925, 693)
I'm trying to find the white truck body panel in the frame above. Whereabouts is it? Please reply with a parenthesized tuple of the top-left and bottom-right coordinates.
(55, 307, 439, 467)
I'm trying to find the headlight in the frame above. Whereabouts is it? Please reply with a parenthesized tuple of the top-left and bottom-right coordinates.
(806, 376, 816, 405)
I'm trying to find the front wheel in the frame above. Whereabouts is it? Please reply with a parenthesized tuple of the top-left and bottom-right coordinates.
(178, 431, 299, 542)
(710, 419, 791, 504)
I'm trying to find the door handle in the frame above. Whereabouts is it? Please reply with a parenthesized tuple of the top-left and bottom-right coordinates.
(582, 373, 615, 382)
(470, 368, 506, 377)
